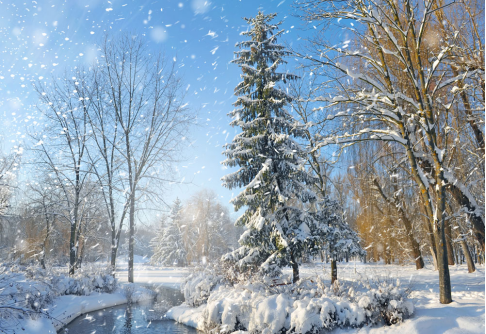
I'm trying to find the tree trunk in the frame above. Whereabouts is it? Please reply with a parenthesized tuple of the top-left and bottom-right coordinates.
(425, 220, 438, 265)
(126, 124, 136, 284)
(109, 190, 117, 270)
(77, 236, 86, 269)
(41, 210, 50, 270)
(418, 158, 485, 253)
(430, 222, 452, 302)
(372, 179, 424, 269)
(128, 187, 136, 283)
(445, 222, 455, 265)
(460, 240, 475, 273)
(75, 218, 85, 269)
(290, 252, 299, 283)
(435, 187, 452, 304)
(69, 219, 77, 276)
(40, 248, 46, 270)
(331, 258, 337, 284)
(110, 206, 128, 272)
(112, 207, 128, 272)
(110, 226, 117, 269)
(455, 243, 459, 266)
(430, 246, 438, 271)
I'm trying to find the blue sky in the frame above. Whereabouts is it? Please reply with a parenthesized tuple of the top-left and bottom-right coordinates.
(0, 0, 341, 217)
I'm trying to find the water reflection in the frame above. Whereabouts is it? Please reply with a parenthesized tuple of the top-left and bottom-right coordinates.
(123, 305, 133, 334)
(65, 287, 198, 334)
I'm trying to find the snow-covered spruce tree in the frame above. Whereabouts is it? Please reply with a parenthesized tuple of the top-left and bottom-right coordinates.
(222, 12, 320, 283)
(150, 200, 187, 267)
(170, 197, 183, 227)
(317, 197, 365, 283)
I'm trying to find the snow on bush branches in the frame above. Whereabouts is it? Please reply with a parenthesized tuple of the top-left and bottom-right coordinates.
(0, 262, 117, 321)
(182, 264, 224, 307)
(179, 267, 414, 333)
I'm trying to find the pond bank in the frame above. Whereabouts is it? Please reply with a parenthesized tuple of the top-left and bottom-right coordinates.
(18, 285, 155, 333)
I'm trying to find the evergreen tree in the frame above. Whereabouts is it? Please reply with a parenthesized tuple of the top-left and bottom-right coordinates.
(170, 197, 183, 227)
(150, 199, 187, 267)
(207, 203, 232, 260)
(316, 197, 365, 283)
(222, 12, 319, 283)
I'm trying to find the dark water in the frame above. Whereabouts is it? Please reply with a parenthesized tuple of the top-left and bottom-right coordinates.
(64, 287, 198, 334)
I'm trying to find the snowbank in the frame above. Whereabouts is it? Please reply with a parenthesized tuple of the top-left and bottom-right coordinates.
(168, 273, 413, 333)
(167, 262, 485, 334)
(116, 254, 150, 265)
(116, 263, 190, 290)
(165, 304, 207, 329)
(45, 292, 127, 332)
(13, 285, 155, 334)
(0, 263, 155, 334)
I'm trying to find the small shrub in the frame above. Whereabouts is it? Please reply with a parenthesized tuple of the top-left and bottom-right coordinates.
(357, 277, 414, 325)
(188, 271, 414, 334)
(181, 264, 224, 307)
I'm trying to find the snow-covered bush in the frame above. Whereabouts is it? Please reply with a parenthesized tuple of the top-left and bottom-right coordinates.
(356, 275, 414, 325)
(0, 262, 119, 332)
(179, 273, 414, 334)
(51, 263, 117, 295)
(0, 272, 54, 313)
(291, 296, 367, 333)
(0, 267, 53, 331)
(182, 264, 224, 307)
(0, 262, 117, 309)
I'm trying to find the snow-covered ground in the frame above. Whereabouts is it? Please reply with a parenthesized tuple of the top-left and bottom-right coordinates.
(22, 292, 129, 333)
(304, 262, 485, 334)
(168, 261, 485, 333)
(4, 261, 483, 333)
(0, 261, 165, 334)
(9, 286, 155, 334)
(116, 261, 190, 290)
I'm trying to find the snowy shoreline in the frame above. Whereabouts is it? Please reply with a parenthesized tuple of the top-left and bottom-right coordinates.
(5, 263, 484, 334)
(19, 285, 157, 333)
(166, 304, 206, 329)
(49, 292, 129, 332)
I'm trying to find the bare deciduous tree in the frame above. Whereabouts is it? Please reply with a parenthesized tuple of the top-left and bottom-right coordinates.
(296, 0, 484, 303)
(99, 35, 193, 282)
(32, 76, 92, 275)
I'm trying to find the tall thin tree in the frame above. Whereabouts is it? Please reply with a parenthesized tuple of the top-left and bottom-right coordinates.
(99, 35, 192, 282)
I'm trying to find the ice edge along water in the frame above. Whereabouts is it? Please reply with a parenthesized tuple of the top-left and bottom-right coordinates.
(19, 264, 188, 334)
(21, 287, 155, 334)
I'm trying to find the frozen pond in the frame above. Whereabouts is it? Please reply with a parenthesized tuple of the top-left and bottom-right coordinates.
(64, 286, 198, 333)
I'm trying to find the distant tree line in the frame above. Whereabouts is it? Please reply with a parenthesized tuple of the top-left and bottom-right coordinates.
(151, 190, 242, 267)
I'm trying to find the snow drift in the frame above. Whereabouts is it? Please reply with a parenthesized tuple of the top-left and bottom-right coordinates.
(168, 268, 414, 333)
